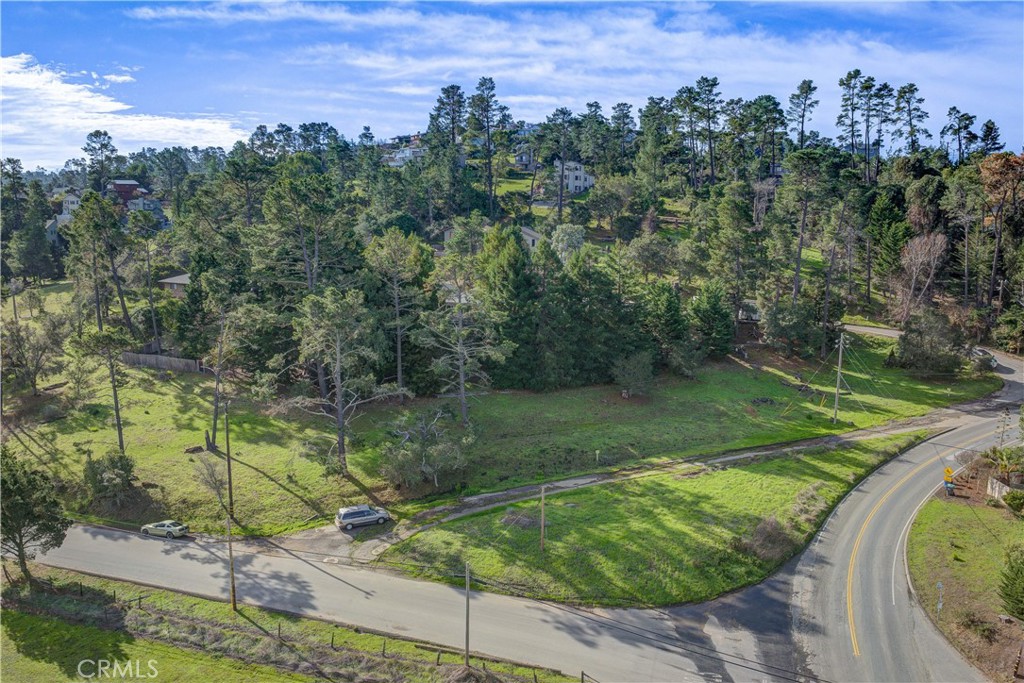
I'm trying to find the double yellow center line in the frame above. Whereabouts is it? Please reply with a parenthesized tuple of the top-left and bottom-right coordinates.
(846, 431, 992, 656)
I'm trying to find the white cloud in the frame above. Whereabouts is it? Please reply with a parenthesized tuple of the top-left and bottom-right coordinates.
(1, 54, 248, 169)
(102, 73, 136, 84)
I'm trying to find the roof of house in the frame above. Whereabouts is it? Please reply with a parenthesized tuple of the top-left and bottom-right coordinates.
(112, 179, 140, 185)
(157, 273, 190, 286)
(520, 226, 544, 241)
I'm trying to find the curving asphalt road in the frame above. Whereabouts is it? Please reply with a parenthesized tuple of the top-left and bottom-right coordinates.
(790, 328, 1023, 682)
(33, 327, 1023, 682)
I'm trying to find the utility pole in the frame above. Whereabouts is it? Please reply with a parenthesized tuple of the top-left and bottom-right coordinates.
(832, 332, 845, 424)
(540, 485, 547, 552)
(225, 401, 235, 517)
(225, 401, 237, 611)
(464, 562, 470, 667)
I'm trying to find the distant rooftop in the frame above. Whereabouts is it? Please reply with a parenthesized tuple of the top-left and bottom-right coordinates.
(157, 273, 190, 286)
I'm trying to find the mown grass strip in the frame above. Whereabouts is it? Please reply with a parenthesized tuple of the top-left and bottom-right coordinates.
(2, 562, 572, 682)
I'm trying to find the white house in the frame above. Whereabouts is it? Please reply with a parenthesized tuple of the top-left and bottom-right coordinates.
(384, 146, 427, 168)
(554, 160, 595, 195)
(519, 226, 543, 250)
(62, 192, 81, 216)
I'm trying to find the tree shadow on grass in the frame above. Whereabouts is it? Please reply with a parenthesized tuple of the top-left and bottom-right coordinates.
(7, 425, 77, 480)
(2, 581, 132, 680)
(226, 454, 327, 520)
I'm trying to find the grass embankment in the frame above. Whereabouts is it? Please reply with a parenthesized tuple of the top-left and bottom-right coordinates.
(2, 612, 310, 683)
(4, 281, 1001, 536)
(1, 563, 570, 683)
(907, 498, 1024, 683)
(387, 432, 928, 606)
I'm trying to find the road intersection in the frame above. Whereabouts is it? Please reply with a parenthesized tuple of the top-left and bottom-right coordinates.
(37, 332, 1022, 682)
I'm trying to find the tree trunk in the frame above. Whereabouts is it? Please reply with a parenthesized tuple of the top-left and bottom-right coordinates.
(145, 240, 160, 354)
(107, 351, 125, 454)
(393, 284, 404, 403)
(10, 286, 18, 323)
(556, 158, 566, 223)
(865, 234, 873, 306)
(820, 245, 838, 359)
(106, 248, 137, 337)
(485, 124, 494, 220)
(210, 311, 226, 448)
(92, 246, 103, 331)
(528, 162, 538, 209)
(17, 549, 31, 584)
(333, 342, 348, 475)
(963, 225, 970, 307)
(456, 307, 469, 427)
(987, 213, 1004, 307)
(792, 199, 808, 304)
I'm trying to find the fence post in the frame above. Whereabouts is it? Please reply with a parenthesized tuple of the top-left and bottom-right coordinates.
(581, 672, 585, 683)
(79, 581, 83, 596)
(436, 650, 441, 665)
(330, 632, 334, 649)
(381, 638, 386, 657)
(277, 622, 281, 639)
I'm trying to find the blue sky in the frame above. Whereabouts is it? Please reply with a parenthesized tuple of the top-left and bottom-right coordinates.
(2, 1, 1021, 170)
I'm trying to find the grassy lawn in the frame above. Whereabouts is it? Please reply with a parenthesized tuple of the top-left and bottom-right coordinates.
(495, 171, 534, 196)
(907, 498, 1024, 681)
(2, 564, 567, 682)
(4, 282, 1001, 536)
(386, 432, 928, 606)
(2, 280, 75, 328)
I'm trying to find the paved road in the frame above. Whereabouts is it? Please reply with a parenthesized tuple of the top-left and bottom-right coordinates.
(792, 327, 1023, 681)
(40, 524, 745, 681)
(36, 328, 1023, 682)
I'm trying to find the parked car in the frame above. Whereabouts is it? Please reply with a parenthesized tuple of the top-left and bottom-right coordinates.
(970, 347, 998, 369)
(335, 504, 391, 530)
(141, 520, 189, 538)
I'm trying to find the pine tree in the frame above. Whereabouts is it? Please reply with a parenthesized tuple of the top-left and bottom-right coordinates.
(999, 543, 1024, 620)
(477, 224, 538, 388)
(691, 281, 734, 358)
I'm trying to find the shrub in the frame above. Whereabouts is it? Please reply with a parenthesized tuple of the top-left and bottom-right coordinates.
(956, 609, 997, 642)
(893, 309, 964, 376)
(83, 449, 137, 509)
(611, 351, 654, 398)
(380, 408, 471, 491)
(1004, 490, 1024, 513)
(999, 542, 1024, 621)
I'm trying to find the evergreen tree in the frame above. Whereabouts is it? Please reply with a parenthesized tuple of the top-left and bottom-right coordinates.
(690, 281, 734, 358)
(787, 79, 819, 149)
(0, 449, 73, 583)
(1000, 543, 1024, 621)
(477, 224, 538, 388)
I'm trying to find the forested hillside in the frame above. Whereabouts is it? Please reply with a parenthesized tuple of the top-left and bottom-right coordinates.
(2, 72, 1021, 511)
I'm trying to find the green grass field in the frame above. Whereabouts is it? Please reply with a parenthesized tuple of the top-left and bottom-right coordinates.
(908, 499, 1024, 617)
(3, 282, 1002, 536)
(907, 498, 1023, 679)
(2, 564, 567, 682)
(2, 611, 312, 683)
(387, 433, 927, 606)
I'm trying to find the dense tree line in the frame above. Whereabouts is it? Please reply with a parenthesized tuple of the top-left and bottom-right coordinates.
(3, 70, 1023, 472)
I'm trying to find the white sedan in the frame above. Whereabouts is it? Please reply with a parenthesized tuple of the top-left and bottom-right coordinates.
(140, 520, 189, 538)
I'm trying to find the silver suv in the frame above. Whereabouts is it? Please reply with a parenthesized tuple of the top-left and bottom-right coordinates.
(335, 504, 391, 530)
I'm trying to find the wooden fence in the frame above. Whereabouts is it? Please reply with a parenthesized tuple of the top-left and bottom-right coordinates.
(121, 352, 201, 373)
